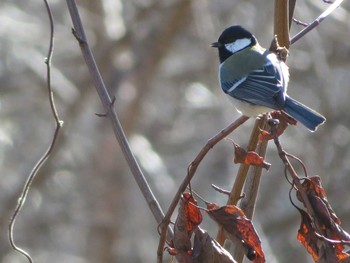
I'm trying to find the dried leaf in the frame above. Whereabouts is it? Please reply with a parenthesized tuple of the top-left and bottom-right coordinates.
(173, 195, 193, 252)
(297, 208, 319, 261)
(232, 143, 271, 170)
(206, 204, 265, 263)
(170, 193, 203, 263)
(259, 111, 295, 141)
(296, 177, 350, 261)
(192, 227, 236, 263)
(299, 176, 340, 224)
(182, 193, 203, 233)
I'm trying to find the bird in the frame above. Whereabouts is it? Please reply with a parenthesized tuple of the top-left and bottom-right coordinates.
(211, 25, 326, 132)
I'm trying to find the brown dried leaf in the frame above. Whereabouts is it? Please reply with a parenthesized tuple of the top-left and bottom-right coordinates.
(192, 227, 236, 263)
(259, 111, 295, 141)
(182, 193, 203, 233)
(297, 208, 319, 261)
(206, 204, 265, 263)
(296, 184, 350, 263)
(232, 143, 271, 170)
(299, 176, 340, 224)
(173, 195, 193, 252)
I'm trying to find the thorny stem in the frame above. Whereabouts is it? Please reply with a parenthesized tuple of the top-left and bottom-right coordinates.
(157, 116, 249, 263)
(8, 1, 63, 262)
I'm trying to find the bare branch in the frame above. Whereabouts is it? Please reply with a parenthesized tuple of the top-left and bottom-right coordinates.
(157, 116, 249, 263)
(211, 184, 231, 196)
(8, 1, 63, 262)
(291, 0, 344, 45)
(292, 17, 309, 27)
(65, 0, 169, 235)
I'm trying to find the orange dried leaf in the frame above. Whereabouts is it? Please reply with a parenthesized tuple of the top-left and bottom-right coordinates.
(173, 194, 193, 252)
(297, 209, 319, 261)
(259, 129, 273, 142)
(233, 143, 270, 170)
(300, 176, 340, 225)
(166, 247, 179, 256)
(223, 205, 246, 218)
(297, 176, 347, 251)
(182, 193, 203, 233)
(207, 205, 265, 262)
(259, 125, 287, 142)
(165, 247, 194, 263)
(259, 111, 295, 141)
(206, 202, 219, 211)
(245, 151, 271, 170)
(296, 204, 350, 261)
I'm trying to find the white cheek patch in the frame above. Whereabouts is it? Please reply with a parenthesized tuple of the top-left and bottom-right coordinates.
(224, 38, 251, 54)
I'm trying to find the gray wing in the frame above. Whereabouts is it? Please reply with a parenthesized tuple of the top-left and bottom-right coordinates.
(222, 62, 287, 109)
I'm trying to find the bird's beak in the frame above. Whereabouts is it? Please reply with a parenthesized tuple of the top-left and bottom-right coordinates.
(210, 42, 221, 48)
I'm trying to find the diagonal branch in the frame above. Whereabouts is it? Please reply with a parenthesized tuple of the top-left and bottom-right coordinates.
(65, 0, 169, 233)
(291, 0, 344, 45)
(157, 116, 249, 263)
(8, 1, 63, 262)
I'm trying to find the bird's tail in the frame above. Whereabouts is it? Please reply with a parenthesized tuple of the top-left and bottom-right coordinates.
(283, 97, 326, 132)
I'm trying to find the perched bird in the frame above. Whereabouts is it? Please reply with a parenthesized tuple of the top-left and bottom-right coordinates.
(211, 25, 326, 131)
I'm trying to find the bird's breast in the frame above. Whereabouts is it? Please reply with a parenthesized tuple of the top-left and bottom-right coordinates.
(228, 96, 272, 117)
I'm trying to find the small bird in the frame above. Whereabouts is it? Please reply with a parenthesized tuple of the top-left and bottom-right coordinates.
(211, 25, 326, 131)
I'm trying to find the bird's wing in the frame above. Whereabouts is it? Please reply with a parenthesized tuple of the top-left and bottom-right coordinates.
(222, 61, 286, 109)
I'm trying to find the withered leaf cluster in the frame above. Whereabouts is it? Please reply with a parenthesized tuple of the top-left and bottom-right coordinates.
(167, 193, 265, 263)
(296, 176, 350, 262)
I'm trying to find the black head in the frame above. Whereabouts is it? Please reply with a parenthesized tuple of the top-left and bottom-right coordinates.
(211, 25, 257, 63)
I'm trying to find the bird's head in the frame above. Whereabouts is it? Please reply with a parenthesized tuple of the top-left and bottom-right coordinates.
(211, 25, 257, 62)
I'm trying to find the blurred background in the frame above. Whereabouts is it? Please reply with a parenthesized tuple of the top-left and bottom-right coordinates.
(1, 0, 350, 262)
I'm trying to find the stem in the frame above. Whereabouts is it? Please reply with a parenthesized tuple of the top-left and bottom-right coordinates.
(157, 116, 249, 263)
(8, 1, 63, 262)
(65, 0, 168, 232)
(291, 0, 344, 45)
(274, 0, 290, 48)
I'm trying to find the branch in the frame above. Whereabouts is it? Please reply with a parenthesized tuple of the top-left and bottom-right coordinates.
(269, 120, 315, 219)
(157, 116, 249, 263)
(274, 0, 290, 48)
(291, 0, 344, 45)
(65, 0, 169, 234)
(8, 1, 63, 262)
(216, 116, 266, 260)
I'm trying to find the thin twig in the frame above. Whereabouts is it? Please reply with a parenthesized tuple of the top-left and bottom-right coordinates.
(157, 116, 249, 263)
(8, 1, 63, 262)
(65, 0, 170, 234)
(269, 120, 315, 219)
(291, 0, 344, 45)
(285, 152, 309, 178)
(211, 184, 231, 196)
(292, 17, 309, 27)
